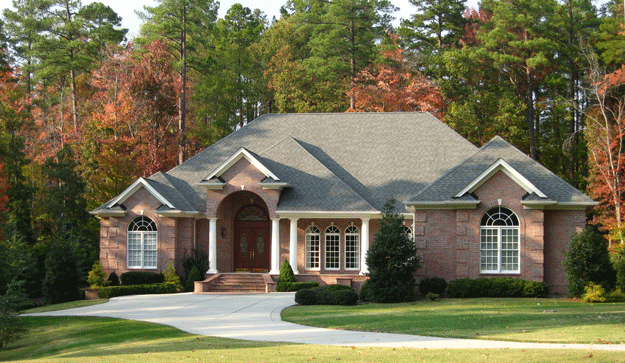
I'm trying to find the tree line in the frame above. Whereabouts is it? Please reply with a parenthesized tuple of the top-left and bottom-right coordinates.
(0, 0, 624, 301)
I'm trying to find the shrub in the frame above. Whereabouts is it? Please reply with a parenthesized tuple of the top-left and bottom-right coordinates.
(87, 261, 107, 289)
(365, 199, 421, 303)
(120, 271, 164, 286)
(278, 281, 319, 292)
(419, 277, 448, 295)
(185, 266, 202, 292)
(0, 279, 27, 349)
(563, 226, 617, 297)
(42, 239, 81, 305)
(606, 289, 625, 302)
(611, 244, 625, 291)
(447, 277, 549, 298)
(426, 292, 440, 301)
(276, 259, 296, 292)
(582, 282, 607, 303)
(162, 262, 183, 291)
(294, 285, 358, 305)
(107, 271, 120, 287)
(182, 248, 209, 279)
(97, 283, 178, 298)
(358, 280, 371, 302)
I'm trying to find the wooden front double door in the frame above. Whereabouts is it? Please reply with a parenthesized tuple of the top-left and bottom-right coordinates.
(234, 220, 270, 272)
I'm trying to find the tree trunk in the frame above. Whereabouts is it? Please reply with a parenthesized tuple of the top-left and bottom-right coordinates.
(526, 67, 538, 160)
(178, 4, 187, 165)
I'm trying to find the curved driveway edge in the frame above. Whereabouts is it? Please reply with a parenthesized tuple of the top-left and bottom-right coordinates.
(25, 293, 625, 351)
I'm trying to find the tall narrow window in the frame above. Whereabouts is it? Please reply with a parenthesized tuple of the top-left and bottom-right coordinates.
(127, 216, 158, 269)
(325, 225, 340, 270)
(305, 225, 320, 270)
(344, 225, 360, 270)
(480, 207, 520, 273)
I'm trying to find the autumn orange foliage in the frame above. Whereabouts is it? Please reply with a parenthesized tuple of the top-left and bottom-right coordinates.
(348, 44, 443, 116)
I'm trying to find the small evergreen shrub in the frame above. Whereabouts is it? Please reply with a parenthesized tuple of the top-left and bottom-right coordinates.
(107, 271, 120, 287)
(182, 248, 209, 279)
(419, 277, 448, 295)
(162, 262, 183, 291)
(447, 277, 549, 298)
(87, 261, 107, 289)
(0, 280, 27, 349)
(276, 259, 296, 292)
(120, 271, 164, 286)
(611, 245, 625, 291)
(97, 283, 178, 298)
(563, 226, 617, 297)
(358, 280, 371, 302)
(185, 266, 202, 292)
(294, 285, 358, 305)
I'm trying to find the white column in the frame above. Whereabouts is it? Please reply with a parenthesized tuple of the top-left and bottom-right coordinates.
(289, 218, 299, 274)
(207, 218, 219, 274)
(360, 217, 370, 275)
(270, 218, 280, 274)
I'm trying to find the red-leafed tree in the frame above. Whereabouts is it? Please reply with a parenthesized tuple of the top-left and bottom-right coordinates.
(85, 41, 180, 204)
(584, 59, 625, 244)
(349, 43, 443, 116)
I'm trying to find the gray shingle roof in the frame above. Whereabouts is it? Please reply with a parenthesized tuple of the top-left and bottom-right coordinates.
(93, 113, 594, 216)
(406, 136, 595, 206)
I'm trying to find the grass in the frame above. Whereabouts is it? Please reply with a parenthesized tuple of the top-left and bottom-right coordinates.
(2, 316, 625, 363)
(281, 298, 625, 344)
(21, 299, 108, 314)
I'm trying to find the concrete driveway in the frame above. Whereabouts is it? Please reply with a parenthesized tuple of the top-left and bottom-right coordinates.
(26, 293, 625, 351)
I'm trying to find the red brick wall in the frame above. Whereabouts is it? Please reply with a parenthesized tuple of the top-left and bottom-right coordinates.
(544, 210, 586, 295)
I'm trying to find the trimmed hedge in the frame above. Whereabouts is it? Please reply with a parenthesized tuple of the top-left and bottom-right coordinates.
(447, 277, 549, 298)
(97, 282, 178, 298)
(418, 277, 448, 295)
(279, 281, 319, 292)
(294, 284, 358, 305)
(120, 271, 164, 286)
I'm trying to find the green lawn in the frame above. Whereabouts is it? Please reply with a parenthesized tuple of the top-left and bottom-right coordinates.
(21, 299, 108, 314)
(281, 298, 625, 344)
(2, 316, 625, 363)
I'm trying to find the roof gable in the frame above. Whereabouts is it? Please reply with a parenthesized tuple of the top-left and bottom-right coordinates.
(110, 177, 175, 209)
(455, 158, 547, 198)
(202, 147, 280, 182)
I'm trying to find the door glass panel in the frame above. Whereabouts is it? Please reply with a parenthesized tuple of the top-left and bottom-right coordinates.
(257, 234, 264, 257)
(240, 234, 248, 255)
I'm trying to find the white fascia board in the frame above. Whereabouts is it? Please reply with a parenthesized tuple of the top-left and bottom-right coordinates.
(535, 201, 600, 211)
(454, 159, 547, 199)
(157, 210, 203, 218)
(277, 211, 381, 219)
(110, 177, 175, 209)
(403, 200, 480, 210)
(89, 210, 126, 217)
(196, 181, 224, 190)
(204, 148, 279, 181)
(260, 182, 290, 190)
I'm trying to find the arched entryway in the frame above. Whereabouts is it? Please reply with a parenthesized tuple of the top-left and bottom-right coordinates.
(234, 205, 270, 272)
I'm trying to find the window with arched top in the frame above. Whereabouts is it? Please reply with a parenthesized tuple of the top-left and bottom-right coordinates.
(325, 225, 340, 270)
(401, 225, 412, 237)
(305, 225, 321, 270)
(480, 207, 520, 273)
(237, 206, 268, 221)
(127, 216, 158, 269)
(344, 225, 360, 270)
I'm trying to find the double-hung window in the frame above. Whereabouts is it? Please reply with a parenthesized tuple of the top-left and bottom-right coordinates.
(480, 207, 520, 274)
(305, 225, 321, 270)
(325, 225, 340, 270)
(127, 216, 158, 269)
(344, 225, 360, 270)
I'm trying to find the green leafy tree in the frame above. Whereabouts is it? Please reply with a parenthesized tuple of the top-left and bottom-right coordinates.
(563, 226, 617, 297)
(42, 238, 81, 304)
(365, 199, 421, 303)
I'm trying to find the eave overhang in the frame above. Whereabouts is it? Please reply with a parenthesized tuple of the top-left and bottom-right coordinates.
(276, 210, 382, 219)
(403, 200, 480, 210)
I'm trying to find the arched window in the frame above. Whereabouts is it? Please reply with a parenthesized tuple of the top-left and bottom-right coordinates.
(480, 207, 520, 273)
(127, 216, 158, 269)
(305, 225, 321, 270)
(401, 225, 412, 237)
(325, 225, 340, 270)
(237, 206, 267, 221)
(344, 225, 360, 270)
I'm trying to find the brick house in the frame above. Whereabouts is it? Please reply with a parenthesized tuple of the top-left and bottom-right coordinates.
(91, 113, 596, 295)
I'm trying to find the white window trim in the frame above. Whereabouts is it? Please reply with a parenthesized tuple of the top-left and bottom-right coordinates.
(344, 225, 360, 271)
(479, 207, 520, 274)
(325, 225, 341, 271)
(127, 230, 158, 270)
(305, 225, 321, 271)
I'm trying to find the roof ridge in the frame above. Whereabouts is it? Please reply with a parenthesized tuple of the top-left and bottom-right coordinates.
(287, 138, 379, 212)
